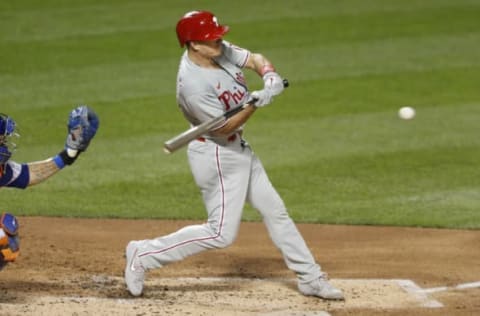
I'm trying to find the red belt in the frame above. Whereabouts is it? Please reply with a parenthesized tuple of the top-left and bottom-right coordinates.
(197, 134, 237, 142)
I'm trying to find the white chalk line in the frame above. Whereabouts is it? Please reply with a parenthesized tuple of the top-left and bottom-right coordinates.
(397, 279, 480, 308)
(396, 279, 444, 308)
(417, 281, 480, 294)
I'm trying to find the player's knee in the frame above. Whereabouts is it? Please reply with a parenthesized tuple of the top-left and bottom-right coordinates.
(215, 232, 237, 248)
(206, 220, 239, 248)
(209, 226, 238, 248)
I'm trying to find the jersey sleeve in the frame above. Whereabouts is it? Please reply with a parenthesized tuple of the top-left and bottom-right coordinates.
(0, 161, 29, 189)
(221, 41, 251, 68)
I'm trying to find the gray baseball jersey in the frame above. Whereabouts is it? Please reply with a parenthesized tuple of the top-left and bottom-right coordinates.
(176, 40, 250, 143)
(133, 41, 323, 285)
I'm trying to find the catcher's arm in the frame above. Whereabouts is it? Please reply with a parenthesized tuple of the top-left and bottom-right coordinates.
(26, 160, 64, 186)
(26, 105, 99, 186)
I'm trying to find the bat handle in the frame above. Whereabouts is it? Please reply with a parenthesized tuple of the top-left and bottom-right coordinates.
(282, 78, 289, 88)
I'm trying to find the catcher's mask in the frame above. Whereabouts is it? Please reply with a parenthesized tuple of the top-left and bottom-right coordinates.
(0, 114, 18, 165)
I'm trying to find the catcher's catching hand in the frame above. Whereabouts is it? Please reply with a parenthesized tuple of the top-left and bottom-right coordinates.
(57, 105, 99, 166)
(66, 105, 99, 153)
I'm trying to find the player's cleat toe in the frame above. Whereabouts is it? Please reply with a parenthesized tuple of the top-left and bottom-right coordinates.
(298, 275, 344, 300)
(125, 241, 145, 297)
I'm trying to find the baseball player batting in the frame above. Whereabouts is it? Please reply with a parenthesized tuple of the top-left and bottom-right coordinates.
(125, 10, 343, 300)
(0, 106, 99, 270)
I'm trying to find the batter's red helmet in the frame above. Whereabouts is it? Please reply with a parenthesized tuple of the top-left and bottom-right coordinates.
(176, 11, 229, 47)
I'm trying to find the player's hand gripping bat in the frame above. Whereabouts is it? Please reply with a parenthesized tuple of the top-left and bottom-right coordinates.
(164, 79, 289, 154)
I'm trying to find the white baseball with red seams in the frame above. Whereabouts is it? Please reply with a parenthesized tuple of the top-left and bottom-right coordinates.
(131, 41, 324, 285)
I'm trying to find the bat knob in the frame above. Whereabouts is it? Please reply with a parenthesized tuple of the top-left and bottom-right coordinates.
(282, 79, 289, 88)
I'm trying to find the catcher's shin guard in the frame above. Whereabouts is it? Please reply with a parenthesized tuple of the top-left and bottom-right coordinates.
(0, 213, 20, 269)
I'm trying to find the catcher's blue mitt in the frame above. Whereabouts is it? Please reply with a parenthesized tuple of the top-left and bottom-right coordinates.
(66, 105, 99, 153)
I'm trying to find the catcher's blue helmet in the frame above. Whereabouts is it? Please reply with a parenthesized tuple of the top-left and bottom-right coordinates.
(0, 114, 17, 165)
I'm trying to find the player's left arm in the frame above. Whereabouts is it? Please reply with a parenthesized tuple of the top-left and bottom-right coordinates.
(210, 47, 284, 136)
(243, 53, 275, 77)
(210, 54, 284, 136)
(243, 53, 285, 106)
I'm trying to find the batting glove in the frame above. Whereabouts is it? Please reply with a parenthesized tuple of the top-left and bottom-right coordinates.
(250, 89, 274, 108)
(263, 72, 284, 96)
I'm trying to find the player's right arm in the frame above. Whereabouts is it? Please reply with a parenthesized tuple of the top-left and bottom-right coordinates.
(210, 105, 257, 136)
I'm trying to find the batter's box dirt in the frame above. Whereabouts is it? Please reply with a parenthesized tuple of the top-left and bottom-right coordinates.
(0, 276, 443, 316)
(1, 218, 479, 315)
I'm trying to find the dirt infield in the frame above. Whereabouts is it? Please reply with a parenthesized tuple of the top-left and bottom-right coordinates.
(0, 217, 479, 315)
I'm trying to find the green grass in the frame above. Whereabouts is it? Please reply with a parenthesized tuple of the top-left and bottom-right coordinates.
(1, 0, 480, 229)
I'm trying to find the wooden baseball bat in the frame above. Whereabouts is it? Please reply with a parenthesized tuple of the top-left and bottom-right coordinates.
(164, 79, 289, 154)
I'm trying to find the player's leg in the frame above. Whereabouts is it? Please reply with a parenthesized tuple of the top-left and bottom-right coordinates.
(126, 141, 252, 296)
(246, 153, 321, 280)
(134, 141, 251, 269)
(246, 153, 343, 300)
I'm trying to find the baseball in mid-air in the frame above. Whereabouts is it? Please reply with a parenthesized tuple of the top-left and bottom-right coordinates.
(398, 106, 416, 120)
